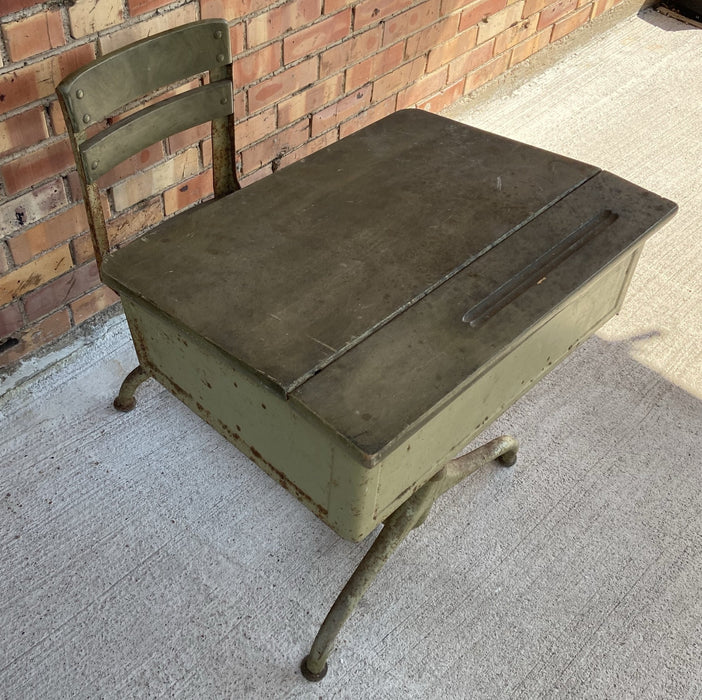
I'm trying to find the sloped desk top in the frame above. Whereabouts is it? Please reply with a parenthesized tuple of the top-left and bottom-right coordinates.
(103, 109, 600, 392)
(103, 109, 676, 463)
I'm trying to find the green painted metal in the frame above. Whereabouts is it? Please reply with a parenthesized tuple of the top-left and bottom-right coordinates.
(113, 364, 150, 412)
(119, 246, 642, 541)
(56, 19, 230, 132)
(301, 435, 519, 681)
(119, 293, 381, 540)
(80, 81, 233, 183)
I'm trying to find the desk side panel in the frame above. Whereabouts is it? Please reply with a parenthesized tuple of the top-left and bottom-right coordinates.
(120, 295, 379, 541)
(372, 249, 640, 522)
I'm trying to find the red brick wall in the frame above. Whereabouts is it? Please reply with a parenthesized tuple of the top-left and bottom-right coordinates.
(0, 0, 622, 368)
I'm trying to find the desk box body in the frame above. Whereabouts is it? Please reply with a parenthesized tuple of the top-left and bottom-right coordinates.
(104, 111, 676, 541)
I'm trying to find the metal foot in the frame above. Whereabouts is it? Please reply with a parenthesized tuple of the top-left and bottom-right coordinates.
(300, 656, 328, 682)
(113, 365, 150, 412)
(301, 434, 518, 681)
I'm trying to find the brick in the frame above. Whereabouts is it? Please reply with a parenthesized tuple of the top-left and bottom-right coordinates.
(49, 101, 66, 136)
(2, 138, 74, 196)
(494, 16, 537, 54)
(99, 5, 198, 53)
(416, 77, 465, 111)
(371, 57, 426, 103)
(383, 0, 441, 47)
(447, 39, 494, 83)
(463, 52, 510, 93)
(550, 3, 590, 39)
(311, 86, 371, 136)
(3, 10, 65, 62)
(279, 128, 338, 168)
(8, 205, 88, 266)
(236, 108, 277, 148)
(201, 0, 271, 20)
(71, 233, 94, 265)
(0, 244, 10, 275)
(0, 310, 71, 368)
(346, 42, 404, 92)
(277, 75, 344, 126)
(441, 0, 474, 12)
(426, 26, 479, 72)
(319, 27, 382, 78)
(325, 0, 355, 9)
(106, 197, 163, 249)
(94, 144, 165, 190)
(164, 171, 214, 215)
(0, 180, 67, 240)
(404, 14, 460, 60)
(248, 58, 318, 113)
(537, 0, 578, 28)
(338, 96, 395, 138)
(202, 138, 213, 168)
(284, 11, 351, 64)
(477, 2, 525, 43)
(0, 108, 48, 158)
(238, 163, 272, 187)
(70, 285, 120, 325)
(354, 0, 409, 29)
(0, 44, 95, 116)
(127, 0, 172, 16)
(23, 261, 100, 322)
(509, 26, 551, 64)
(2, 0, 41, 12)
(0, 303, 23, 339)
(591, 0, 616, 18)
(233, 44, 283, 86)
(459, 0, 508, 31)
(396, 66, 448, 109)
(240, 120, 309, 174)
(0, 245, 72, 307)
(69, 0, 124, 39)
(248, 0, 323, 47)
(111, 149, 200, 211)
(522, 0, 549, 15)
(168, 124, 210, 156)
(234, 90, 247, 121)
(230, 23, 245, 56)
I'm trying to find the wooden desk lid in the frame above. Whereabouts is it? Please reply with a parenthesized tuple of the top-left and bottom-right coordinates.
(103, 109, 602, 393)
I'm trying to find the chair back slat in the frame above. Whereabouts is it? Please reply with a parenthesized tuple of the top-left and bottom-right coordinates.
(81, 81, 233, 183)
(57, 19, 230, 132)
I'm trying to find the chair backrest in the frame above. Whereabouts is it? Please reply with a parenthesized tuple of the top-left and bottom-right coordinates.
(56, 19, 239, 269)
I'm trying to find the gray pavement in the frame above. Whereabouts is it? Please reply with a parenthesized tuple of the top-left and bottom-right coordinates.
(1, 10, 701, 698)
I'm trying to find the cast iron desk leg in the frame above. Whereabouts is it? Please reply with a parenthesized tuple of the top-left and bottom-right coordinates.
(301, 434, 519, 681)
(113, 365, 150, 412)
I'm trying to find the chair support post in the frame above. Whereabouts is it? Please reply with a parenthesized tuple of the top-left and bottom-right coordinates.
(301, 434, 518, 681)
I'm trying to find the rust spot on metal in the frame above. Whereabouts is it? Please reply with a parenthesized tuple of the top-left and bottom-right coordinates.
(246, 443, 328, 517)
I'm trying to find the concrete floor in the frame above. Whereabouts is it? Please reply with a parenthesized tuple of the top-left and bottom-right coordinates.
(1, 10, 701, 699)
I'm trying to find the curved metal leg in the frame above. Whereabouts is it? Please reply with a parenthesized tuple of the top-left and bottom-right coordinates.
(301, 434, 518, 681)
(113, 365, 150, 412)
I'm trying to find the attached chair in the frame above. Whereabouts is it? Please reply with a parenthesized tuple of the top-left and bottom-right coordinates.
(57, 19, 676, 680)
